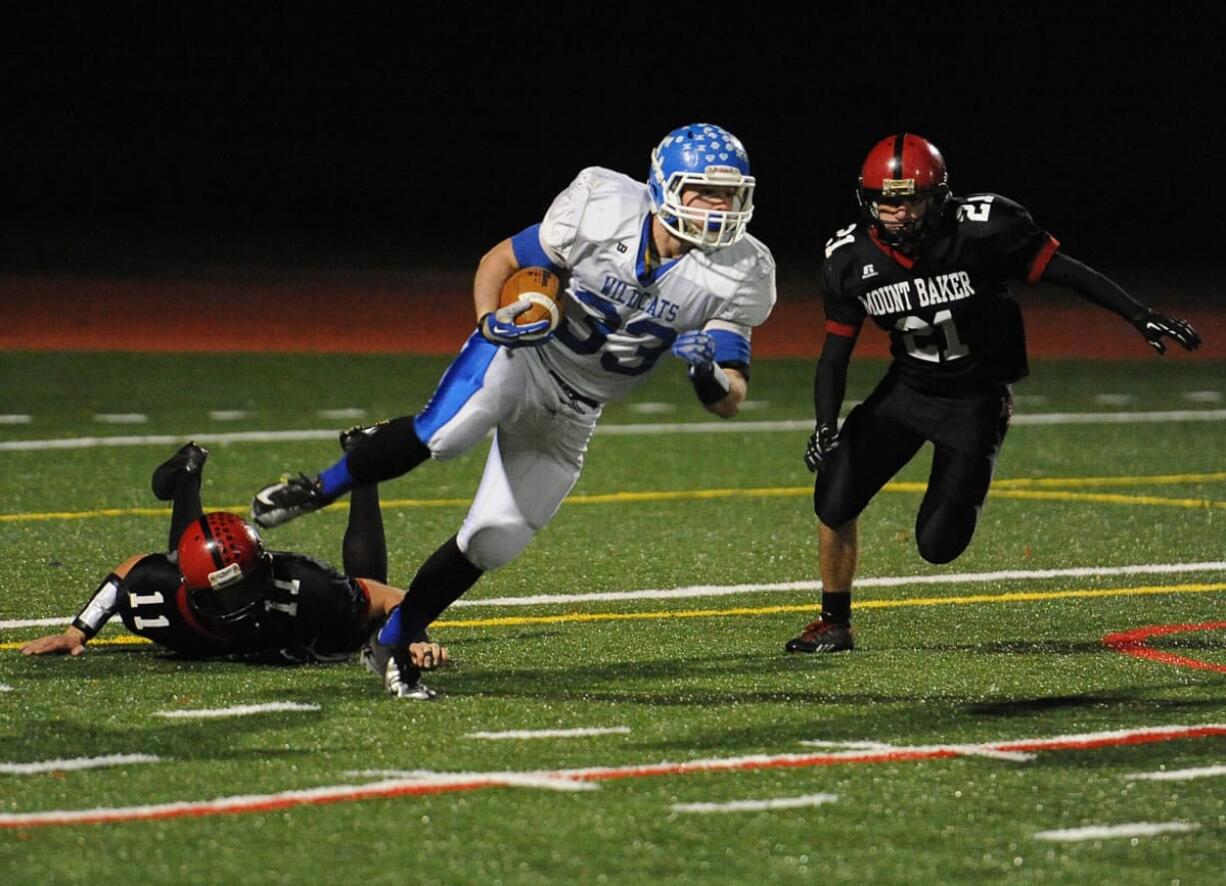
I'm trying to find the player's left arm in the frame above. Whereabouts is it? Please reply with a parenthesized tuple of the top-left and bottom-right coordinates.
(676, 248, 776, 417)
(672, 321, 752, 418)
(1040, 252, 1202, 354)
(992, 195, 1200, 356)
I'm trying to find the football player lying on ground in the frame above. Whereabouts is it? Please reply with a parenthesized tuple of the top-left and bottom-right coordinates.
(250, 123, 776, 684)
(785, 133, 1202, 655)
(22, 435, 449, 699)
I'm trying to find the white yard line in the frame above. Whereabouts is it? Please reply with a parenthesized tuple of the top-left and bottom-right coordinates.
(92, 414, 148, 424)
(672, 793, 839, 814)
(6, 560, 1226, 631)
(343, 770, 598, 792)
(2, 724, 1222, 829)
(1, 754, 161, 775)
(1126, 765, 1226, 782)
(1033, 822, 1200, 842)
(3, 409, 1226, 451)
(797, 740, 1033, 762)
(153, 702, 320, 719)
(464, 727, 631, 740)
(454, 560, 1226, 609)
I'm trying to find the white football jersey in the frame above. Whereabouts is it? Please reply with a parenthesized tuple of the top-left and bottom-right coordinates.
(529, 167, 776, 403)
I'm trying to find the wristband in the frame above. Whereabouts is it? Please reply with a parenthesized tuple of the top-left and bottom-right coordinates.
(687, 362, 731, 405)
(71, 573, 122, 639)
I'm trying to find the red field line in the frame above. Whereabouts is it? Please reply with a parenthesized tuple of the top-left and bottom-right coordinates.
(1104, 622, 1226, 673)
(2, 724, 1224, 829)
(3, 275, 1224, 358)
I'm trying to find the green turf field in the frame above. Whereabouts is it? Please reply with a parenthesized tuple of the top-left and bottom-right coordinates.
(2, 352, 1224, 885)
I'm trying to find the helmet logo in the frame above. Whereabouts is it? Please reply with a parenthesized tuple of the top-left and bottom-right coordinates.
(881, 178, 917, 197)
(703, 165, 742, 181)
(207, 562, 244, 589)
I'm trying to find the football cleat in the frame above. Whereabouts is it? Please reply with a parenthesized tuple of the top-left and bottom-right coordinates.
(361, 638, 438, 700)
(251, 473, 332, 528)
(340, 421, 387, 453)
(784, 619, 855, 654)
(151, 441, 209, 501)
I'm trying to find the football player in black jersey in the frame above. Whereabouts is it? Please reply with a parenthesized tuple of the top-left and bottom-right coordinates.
(21, 436, 449, 699)
(785, 133, 1202, 655)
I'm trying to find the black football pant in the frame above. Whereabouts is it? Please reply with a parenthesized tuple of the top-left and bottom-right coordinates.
(814, 373, 1012, 564)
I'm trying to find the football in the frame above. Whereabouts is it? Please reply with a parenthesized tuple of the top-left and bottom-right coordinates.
(498, 267, 562, 332)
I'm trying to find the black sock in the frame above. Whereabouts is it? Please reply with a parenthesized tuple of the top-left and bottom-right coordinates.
(167, 474, 204, 552)
(343, 484, 387, 582)
(821, 590, 851, 625)
(395, 536, 483, 639)
(346, 416, 431, 484)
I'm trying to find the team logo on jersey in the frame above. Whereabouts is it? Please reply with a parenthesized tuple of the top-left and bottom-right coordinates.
(861, 264, 877, 280)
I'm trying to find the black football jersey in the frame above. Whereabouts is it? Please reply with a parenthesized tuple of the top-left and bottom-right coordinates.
(821, 194, 1059, 394)
(115, 551, 372, 660)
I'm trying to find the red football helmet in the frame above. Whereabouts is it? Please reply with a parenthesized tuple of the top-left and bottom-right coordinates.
(857, 133, 950, 248)
(176, 512, 272, 621)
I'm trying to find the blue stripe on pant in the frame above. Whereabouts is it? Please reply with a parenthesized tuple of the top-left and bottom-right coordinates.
(413, 332, 499, 444)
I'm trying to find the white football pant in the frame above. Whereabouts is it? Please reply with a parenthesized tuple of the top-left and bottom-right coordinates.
(412, 333, 601, 570)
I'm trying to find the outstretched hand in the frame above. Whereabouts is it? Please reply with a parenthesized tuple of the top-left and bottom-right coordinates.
(22, 632, 87, 656)
(1132, 311, 1202, 355)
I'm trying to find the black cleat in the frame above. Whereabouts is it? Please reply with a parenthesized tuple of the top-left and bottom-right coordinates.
(151, 442, 209, 501)
(251, 473, 331, 528)
(785, 619, 855, 654)
(339, 421, 387, 453)
(360, 636, 438, 700)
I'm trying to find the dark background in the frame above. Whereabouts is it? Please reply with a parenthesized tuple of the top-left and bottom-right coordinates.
(2, 5, 1221, 281)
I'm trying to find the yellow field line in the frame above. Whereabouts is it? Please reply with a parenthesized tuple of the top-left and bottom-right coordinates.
(991, 471, 1226, 489)
(1, 635, 153, 652)
(3, 471, 1226, 524)
(990, 490, 1226, 510)
(429, 582, 1226, 629)
(5, 582, 1223, 650)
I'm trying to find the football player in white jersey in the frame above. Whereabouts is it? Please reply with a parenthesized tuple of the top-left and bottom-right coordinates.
(251, 124, 776, 694)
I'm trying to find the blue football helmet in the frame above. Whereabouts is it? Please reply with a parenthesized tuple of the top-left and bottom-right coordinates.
(648, 123, 755, 249)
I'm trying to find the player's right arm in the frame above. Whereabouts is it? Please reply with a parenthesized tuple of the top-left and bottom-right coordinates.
(473, 238, 520, 322)
(806, 240, 865, 473)
(21, 554, 144, 656)
(476, 169, 590, 346)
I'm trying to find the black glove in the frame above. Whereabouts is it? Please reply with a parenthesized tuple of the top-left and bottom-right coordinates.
(1131, 310, 1202, 355)
(804, 423, 839, 474)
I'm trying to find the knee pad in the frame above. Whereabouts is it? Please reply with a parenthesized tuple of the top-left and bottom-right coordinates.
(459, 523, 536, 571)
(915, 498, 979, 565)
